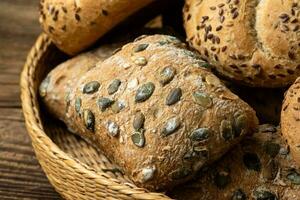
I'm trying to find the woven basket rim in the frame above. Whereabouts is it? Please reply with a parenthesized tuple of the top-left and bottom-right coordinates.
(20, 33, 171, 200)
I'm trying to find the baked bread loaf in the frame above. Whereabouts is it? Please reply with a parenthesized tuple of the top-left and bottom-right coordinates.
(183, 0, 300, 87)
(169, 124, 300, 200)
(39, 0, 154, 55)
(40, 34, 258, 191)
(281, 77, 300, 167)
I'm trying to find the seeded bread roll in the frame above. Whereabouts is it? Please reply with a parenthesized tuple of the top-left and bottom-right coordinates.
(40, 34, 258, 191)
(39, 0, 154, 55)
(281, 77, 300, 167)
(183, 0, 300, 87)
(169, 125, 300, 200)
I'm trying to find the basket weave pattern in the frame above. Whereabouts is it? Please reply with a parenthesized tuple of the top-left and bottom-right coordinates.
(20, 34, 171, 200)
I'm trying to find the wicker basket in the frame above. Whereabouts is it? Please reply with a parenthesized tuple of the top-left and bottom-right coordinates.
(20, 33, 171, 200)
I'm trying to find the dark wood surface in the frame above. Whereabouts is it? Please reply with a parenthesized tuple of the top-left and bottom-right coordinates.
(0, 0, 61, 199)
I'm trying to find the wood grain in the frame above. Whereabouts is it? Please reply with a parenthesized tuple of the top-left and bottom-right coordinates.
(0, 0, 61, 199)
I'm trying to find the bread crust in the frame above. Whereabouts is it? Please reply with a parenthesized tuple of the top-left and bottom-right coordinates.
(169, 125, 300, 200)
(184, 0, 300, 87)
(39, 0, 154, 55)
(40, 34, 258, 191)
(281, 77, 300, 167)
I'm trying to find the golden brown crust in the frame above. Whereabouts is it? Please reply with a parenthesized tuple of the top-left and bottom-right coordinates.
(39, 0, 154, 55)
(169, 124, 300, 200)
(184, 0, 300, 87)
(40, 34, 258, 191)
(281, 77, 300, 167)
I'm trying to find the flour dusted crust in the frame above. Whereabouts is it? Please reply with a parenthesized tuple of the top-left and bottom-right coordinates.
(184, 0, 300, 87)
(281, 77, 300, 167)
(170, 125, 300, 200)
(39, 0, 154, 55)
(40, 34, 258, 191)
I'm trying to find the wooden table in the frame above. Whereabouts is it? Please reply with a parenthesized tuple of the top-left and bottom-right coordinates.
(0, 0, 61, 199)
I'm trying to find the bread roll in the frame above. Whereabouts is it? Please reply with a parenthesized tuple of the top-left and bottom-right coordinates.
(169, 125, 300, 200)
(39, 0, 154, 55)
(40, 34, 258, 191)
(183, 0, 300, 87)
(281, 77, 300, 167)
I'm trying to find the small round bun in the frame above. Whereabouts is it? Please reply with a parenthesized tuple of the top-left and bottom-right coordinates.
(281, 77, 300, 167)
(184, 0, 300, 87)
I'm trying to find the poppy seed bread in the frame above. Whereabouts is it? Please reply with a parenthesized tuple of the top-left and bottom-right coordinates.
(281, 77, 300, 167)
(39, 0, 154, 55)
(40, 34, 258, 191)
(183, 0, 300, 87)
(170, 125, 300, 200)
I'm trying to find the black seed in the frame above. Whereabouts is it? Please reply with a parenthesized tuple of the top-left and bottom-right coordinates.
(222, 46, 227, 52)
(107, 121, 119, 137)
(216, 25, 223, 31)
(214, 171, 231, 189)
(135, 82, 155, 102)
(161, 117, 181, 137)
(232, 11, 239, 19)
(134, 43, 149, 52)
(39, 76, 50, 97)
(159, 66, 176, 86)
(220, 16, 225, 23)
(220, 120, 233, 141)
(187, 14, 191, 21)
(287, 170, 300, 185)
(190, 128, 210, 141)
(97, 97, 114, 112)
(75, 13, 80, 21)
(253, 190, 277, 200)
(263, 142, 280, 157)
(131, 130, 145, 147)
(210, 6, 216, 10)
(75, 97, 82, 113)
(62, 6, 67, 13)
(202, 16, 209, 22)
(232, 189, 247, 200)
(107, 79, 121, 95)
(83, 110, 95, 132)
(83, 81, 100, 94)
(170, 167, 192, 180)
(101, 9, 108, 16)
(289, 51, 296, 60)
(166, 88, 182, 106)
(133, 112, 145, 130)
(218, 3, 225, 8)
(243, 153, 261, 171)
(233, 114, 247, 137)
(219, 8, 224, 16)
(193, 91, 212, 108)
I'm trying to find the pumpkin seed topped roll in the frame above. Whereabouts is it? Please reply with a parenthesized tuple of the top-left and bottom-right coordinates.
(184, 0, 300, 87)
(40, 34, 258, 191)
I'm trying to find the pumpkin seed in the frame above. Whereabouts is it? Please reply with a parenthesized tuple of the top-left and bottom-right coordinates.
(83, 110, 95, 132)
(243, 153, 261, 171)
(75, 97, 82, 113)
(83, 81, 100, 94)
(111, 100, 125, 113)
(97, 97, 114, 112)
(214, 171, 231, 189)
(135, 82, 155, 102)
(253, 189, 277, 200)
(190, 128, 210, 142)
(159, 66, 176, 86)
(39, 76, 50, 97)
(133, 112, 145, 130)
(107, 121, 119, 137)
(234, 114, 247, 137)
(107, 79, 121, 95)
(232, 189, 247, 200)
(263, 142, 280, 158)
(220, 120, 233, 141)
(287, 170, 300, 185)
(161, 117, 181, 137)
(192, 91, 212, 108)
(166, 88, 182, 106)
(170, 167, 192, 180)
(142, 166, 156, 182)
(131, 130, 145, 147)
(133, 43, 149, 52)
(134, 56, 147, 66)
